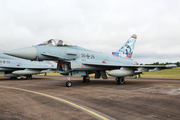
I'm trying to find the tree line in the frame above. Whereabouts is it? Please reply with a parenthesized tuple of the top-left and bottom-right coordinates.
(144, 62, 180, 67)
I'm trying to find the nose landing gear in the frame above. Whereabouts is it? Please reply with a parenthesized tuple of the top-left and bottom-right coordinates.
(66, 72, 72, 87)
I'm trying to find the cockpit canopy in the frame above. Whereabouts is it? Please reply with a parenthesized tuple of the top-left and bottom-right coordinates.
(38, 39, 75, 47)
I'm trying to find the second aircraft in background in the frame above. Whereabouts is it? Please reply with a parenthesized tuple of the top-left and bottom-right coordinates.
(0, 53, 57, 80)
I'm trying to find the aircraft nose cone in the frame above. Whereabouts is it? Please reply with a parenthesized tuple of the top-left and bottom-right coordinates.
(4, 47, 37, 60)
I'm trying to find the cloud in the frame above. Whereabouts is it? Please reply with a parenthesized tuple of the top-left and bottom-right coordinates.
(0, 0, 180, 63)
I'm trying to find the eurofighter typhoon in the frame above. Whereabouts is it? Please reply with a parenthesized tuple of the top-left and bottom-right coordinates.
(4, 34, 176, 86)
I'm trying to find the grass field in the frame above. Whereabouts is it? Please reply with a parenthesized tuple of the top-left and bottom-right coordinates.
(140, 67, 180, 79)
(1, 67, 180, 79)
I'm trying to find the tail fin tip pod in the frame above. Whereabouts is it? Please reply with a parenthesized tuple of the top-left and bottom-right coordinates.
(112, 34, 137, 58)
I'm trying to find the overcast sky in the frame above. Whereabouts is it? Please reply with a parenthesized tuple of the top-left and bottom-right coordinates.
(0, 0, 180, 64)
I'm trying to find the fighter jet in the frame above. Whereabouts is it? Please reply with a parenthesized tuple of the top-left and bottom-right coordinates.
(0, 53, 57, 80)
(4, 34, 176, 86)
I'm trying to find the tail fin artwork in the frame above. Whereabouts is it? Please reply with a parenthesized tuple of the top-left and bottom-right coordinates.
(112, 34, 137, 58)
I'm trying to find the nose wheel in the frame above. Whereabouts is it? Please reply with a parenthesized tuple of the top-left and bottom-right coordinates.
(66, 81, 72, 87)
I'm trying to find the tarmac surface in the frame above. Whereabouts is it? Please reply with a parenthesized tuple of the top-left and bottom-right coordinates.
(0, 76, 180, 120)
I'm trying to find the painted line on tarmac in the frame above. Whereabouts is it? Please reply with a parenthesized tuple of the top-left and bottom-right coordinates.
(0, 86, 115, 120)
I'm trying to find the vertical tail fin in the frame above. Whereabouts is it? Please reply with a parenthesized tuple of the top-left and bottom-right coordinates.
(112, 34, 137, 58)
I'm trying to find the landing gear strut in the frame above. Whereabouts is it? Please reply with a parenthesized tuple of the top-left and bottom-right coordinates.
(66, 72, 72, 87)
(82, 76, 90, 83)
(116, 77, 125, 85)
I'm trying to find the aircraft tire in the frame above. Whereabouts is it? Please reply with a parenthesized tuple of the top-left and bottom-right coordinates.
(29, 75, 32, 79)
(26, 75, 32, 80)
(82, 76, 86, 83)
(85, 76, 90, 83)
(82, 76, 90, 83)
(117, 77, 125, 85)
(66, 81, 72, 87)
(120, 77, 125, 84)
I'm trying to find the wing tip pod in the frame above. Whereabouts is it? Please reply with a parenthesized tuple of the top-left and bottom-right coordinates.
(131, 34, 137, 39)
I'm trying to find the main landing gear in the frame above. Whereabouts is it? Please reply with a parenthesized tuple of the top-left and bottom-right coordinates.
(26, 75, 32, 80)
(116, 77, 125, 85)
(82, 76, 90, 83)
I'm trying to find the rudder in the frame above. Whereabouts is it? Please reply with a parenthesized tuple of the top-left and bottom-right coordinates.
(112, 34, 137, 58)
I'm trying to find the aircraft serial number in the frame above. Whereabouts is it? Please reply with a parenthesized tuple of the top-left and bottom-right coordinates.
(0, 60, 10, 64)
(81, 53, 95, 59)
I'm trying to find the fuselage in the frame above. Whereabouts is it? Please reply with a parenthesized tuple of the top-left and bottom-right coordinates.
(34, 45, 135, 71)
